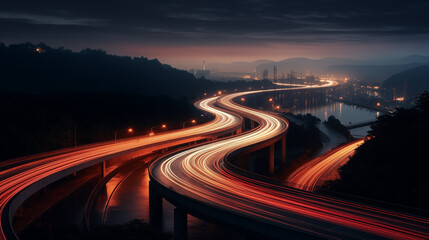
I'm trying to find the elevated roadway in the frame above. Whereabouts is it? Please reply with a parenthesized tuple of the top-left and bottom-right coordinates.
(0, 97, 243, 239)
(150, 82, 429, 239)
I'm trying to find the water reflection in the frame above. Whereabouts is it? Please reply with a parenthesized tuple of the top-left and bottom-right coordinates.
(294, 101, 378, 127)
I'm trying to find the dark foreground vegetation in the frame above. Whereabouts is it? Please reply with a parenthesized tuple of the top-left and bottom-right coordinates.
(0, 42, 273, 99)
(0, 93, 203, 161)
(324, 115, 353, 141)
(326, 92, 429, 210)
(0, 43, 274, 161)
(280, 113, 322, 174)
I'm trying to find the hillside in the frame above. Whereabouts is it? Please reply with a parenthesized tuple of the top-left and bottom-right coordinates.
(327, 63, 421, 82)
(0, 43, 207, 98)
(382, 65, 429, 100)
(255, 57, 362, 75)
(325, 92, 429, 210)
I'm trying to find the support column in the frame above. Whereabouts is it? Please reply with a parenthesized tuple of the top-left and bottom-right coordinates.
(149, 181, 163, 229)
(250, 120, 255, 129)
(236, 127, 242, 135)
(281, 135, 286, 165)
(174, 208, 187, 240)
(269, 144, 275, 175)
(100, 160, 106, 178)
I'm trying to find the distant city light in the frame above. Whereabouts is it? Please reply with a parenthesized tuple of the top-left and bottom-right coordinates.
(35, 47, 44, 53)
(396, 97, 404, 102)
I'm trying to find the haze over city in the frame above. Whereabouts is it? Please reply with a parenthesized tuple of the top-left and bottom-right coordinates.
(2, 0, 429, 68)
(1, 1, 429, 240)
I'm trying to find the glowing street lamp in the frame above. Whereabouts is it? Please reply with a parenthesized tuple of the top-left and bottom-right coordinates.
(150, 124, 167, 136)
(183, 119, 197, 128)
(240, 97, 245, 102)
(115, 128, 134, 142)
(268, 98, 273, 102)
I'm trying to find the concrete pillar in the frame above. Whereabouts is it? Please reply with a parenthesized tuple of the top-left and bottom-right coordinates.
(269, 144, 275, 175)
(100, 160, 106, 178)
(174, 208, 187, 240)
(149, 181, 163, 229)
(281, 135, 286, 165)
(250, 120, 255, 129)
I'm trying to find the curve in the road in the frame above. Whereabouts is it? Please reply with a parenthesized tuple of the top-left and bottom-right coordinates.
(287, 139, 365, 192)
(0, 97, 243, 240)
(150, 83, 429, 239)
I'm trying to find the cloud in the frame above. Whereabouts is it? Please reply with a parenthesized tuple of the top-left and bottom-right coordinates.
(0, 12, 103, 26)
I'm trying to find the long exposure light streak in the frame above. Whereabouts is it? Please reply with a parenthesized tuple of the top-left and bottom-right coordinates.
(151, 82, 429, 239)
(0, 97, 242, 239)
(287, 139, 365, 192)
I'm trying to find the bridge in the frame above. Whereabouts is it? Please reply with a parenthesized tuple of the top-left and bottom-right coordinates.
(2, 81, 428, 240)
(346, 120, 377, 129)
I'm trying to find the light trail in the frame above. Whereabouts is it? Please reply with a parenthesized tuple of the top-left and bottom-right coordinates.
(287, 139, 365, 192)
(0, 97, 242, 239)
(151, 82, 429, 239)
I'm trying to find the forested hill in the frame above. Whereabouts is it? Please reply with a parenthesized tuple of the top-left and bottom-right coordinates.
(0, 43, 209, 98)
(382, 65, 429, 100)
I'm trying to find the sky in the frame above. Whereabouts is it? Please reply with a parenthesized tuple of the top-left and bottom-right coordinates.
(1, 0, 429, 69)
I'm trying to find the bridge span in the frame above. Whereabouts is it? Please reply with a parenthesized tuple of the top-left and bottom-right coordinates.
(149, 82, 429, 240)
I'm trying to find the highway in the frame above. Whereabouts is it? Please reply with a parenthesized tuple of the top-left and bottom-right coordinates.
(150, 83, 429, 239)
(287, 139, 365, 192)
(3, 80, 428, 239)
(0, 97, 243, 239)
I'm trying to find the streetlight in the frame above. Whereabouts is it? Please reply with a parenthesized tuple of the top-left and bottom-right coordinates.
(240, 97, 245, 102)
(150, 124, 167, 136)
(183, 119, 197, 128)
(115, 128, 133, 142)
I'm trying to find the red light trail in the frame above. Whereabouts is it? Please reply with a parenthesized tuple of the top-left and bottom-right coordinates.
(150, 82, 429, 239)
(0, 97, 242, 239)
(287, 139, 365, 191)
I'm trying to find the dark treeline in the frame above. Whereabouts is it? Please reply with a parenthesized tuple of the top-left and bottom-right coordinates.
(324, 116, 353, 141)
(0, 93, 204, 161)
(280, 113, 322, 174)
(0, 42, 273, 99)
(326, 92, 429, 210)
(0, 42, 274, 161)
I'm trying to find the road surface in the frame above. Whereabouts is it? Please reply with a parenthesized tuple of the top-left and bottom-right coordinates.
(150, 84, 429, 239)
(287, 139, 365, 191)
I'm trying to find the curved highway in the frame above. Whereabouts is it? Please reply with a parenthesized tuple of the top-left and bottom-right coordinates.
(150, 84, 429, 239)
(0, 97, 242, 239)
(287, 139, 365, 192)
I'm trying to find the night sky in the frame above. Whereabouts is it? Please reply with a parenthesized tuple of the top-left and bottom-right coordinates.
(2, 0, 429, 68)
